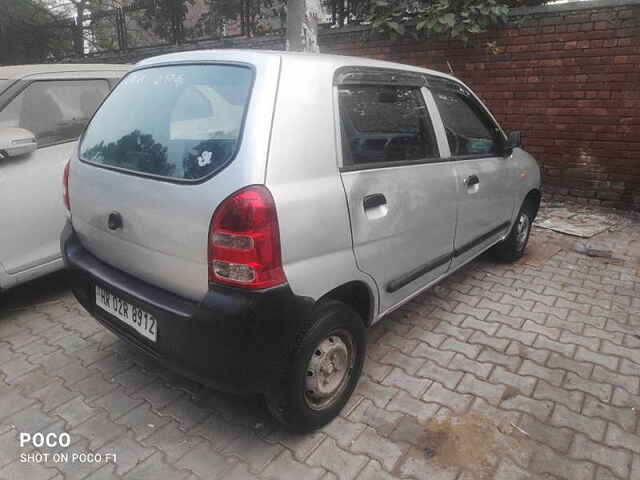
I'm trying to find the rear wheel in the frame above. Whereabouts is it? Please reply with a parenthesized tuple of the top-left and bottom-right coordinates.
(267, 300, 366, 432)
(491, 201, 534, 262)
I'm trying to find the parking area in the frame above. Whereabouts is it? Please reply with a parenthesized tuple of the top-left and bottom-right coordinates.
(1, 211, 639, 480)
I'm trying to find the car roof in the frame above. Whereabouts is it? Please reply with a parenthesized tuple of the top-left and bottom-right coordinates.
(0, 63, 131, 80)
(136, 49, 458, 83)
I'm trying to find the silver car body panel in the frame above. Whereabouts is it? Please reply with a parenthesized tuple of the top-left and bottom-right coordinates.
(0, 66, 128, 290)
(70, 49, 541, 323)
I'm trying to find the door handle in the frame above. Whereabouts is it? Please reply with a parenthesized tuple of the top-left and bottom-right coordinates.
(465, 175, 480, 187)
(363, 193, 387, 210)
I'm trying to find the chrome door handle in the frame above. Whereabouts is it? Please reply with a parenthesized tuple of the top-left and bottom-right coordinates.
(465, 175, 479, 187)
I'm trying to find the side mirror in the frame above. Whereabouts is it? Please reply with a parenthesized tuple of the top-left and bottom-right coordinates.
(0, 127, 37, 159)
(509, 131, 522, 149)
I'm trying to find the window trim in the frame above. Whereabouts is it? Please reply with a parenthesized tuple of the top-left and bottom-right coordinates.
(78, 61, 256, 185)
(0, 78, 111, 149)
(336, 82, 441, 172)
(427, 74, 508, 161)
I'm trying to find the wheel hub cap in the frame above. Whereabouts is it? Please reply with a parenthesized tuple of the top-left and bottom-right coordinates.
(305, 333, 353, 410)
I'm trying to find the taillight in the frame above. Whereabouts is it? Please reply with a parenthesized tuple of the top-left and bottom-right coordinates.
(63, 160, 70, 212)
(208, 185, 286, 290)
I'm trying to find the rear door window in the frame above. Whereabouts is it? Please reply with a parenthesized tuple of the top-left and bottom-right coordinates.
(0, 79, 110, 147)
(80, 64, 253, 181)
(338, 85, 439, 167)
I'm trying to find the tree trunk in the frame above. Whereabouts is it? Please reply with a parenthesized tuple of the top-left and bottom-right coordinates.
(73, 2, 85, 57)
(286, 0, 321, 53)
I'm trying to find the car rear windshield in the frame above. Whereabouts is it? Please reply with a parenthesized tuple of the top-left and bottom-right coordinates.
(80, 64, 253, 181)
(0, 80, 9, 92)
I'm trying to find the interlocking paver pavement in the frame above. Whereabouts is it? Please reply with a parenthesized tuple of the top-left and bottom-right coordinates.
(1, 206, 639, 479)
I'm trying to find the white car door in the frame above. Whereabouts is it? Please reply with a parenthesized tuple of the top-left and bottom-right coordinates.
(0, 79, 110, 278)
(337, 71, 458, 314)
(428, 77, 514, 268)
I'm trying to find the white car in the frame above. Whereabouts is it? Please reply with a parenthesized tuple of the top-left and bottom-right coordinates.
(0, 64, 129, 291)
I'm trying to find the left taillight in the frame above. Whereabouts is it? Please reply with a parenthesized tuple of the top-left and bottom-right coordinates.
(208, 185, 286, 290)
(62, 160, 70, 212)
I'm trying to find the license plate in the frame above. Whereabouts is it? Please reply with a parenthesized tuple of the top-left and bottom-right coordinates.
(95, 285, 157, 342)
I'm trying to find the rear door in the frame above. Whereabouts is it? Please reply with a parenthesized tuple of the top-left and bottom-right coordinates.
(337, 70, 458, 314)
(429, 77, 513, 267)
(70, 56, 280, 301)
(0, 78, 111, 275)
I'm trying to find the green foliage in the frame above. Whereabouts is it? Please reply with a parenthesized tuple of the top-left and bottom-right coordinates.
(366, 0, 546, 43)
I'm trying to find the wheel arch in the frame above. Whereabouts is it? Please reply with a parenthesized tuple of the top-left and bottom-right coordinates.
(524, 188, 541, 220)
(317, 281, 375, 328)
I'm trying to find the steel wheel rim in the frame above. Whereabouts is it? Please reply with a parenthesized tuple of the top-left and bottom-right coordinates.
(304, 329, 355, 411)
(515, 212, 530, 251)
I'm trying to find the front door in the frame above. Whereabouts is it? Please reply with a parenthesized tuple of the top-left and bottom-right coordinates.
(428, 77, 513, 267)
(337, 77, 458, 314)
(0, 79, 110, 275)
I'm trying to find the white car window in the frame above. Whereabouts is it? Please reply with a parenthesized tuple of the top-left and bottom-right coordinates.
(0, 79, 109, 147)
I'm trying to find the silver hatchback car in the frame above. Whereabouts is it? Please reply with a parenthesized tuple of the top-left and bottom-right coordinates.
(62, 50, 541, 432)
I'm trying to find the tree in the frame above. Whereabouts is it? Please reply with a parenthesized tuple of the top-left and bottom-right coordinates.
(286, 0, 322, 52)
(366, 0, 549, 44)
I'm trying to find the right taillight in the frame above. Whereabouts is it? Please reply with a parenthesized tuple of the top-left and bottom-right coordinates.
(208, 185, 286, 290)
(63, 160, 70, 212)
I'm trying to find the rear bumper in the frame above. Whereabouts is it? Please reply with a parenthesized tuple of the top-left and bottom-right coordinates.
(61, 221, 314, 396)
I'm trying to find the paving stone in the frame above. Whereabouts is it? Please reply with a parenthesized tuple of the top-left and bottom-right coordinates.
(520, 414, 573, 453)
(530, 444, 596, 480)
(350, 427, 406, 472)
(505, 342, 550, 364)
(397, 447, 458, 480)
(363, 359, 392, 383)
(263, 450, 325, 480)
(564, 372, 613, 403)
(416, 361, 463, 390)
(356, 460, 396, 480)
(321, 417, 366, 450)
(71, 412, 128, 450)
(92, 387, 144, 420)
(496, 326, 537, 346)
(547, 352, 594, 378)
(606, 422, 640, 454)
(115, 403, 171, 441)
(448, 354, 493, 379)
(381, 368, 430, 399)
(389, 415, 427, 446)
(307, 437, 368, 480)
(440, 338, 481, 358)
(0, 460, 58, 480)
(158, 395, 211, 431)
(592, 365, 640, 395)
(175, 441, 236, 479)
(460, 315, 499, 336)
(124, 451, 190, 480)
(412, 343, 455, 366)
(519, 359, 564, 386)
(500, 395, 554, 422)
(584, 326, 624, 344)
(222, 432, 284, 473)
(522, 320, 561, 341)
(491, 366, 537, 396)
(266, 429, 326, 462)
(583, 396, 637, 432)
(571, 433, 631, 479)
(534, 380, 584, 413)
(386, 392, 439, 423)
(551, 404, 606, 442)
(478, 348, 522, 372)
(468, 331, 509, 352)
(423, 382, 473, 413)
(575, 346, 619, 371)
(54, 396, 100, 428)
(533, 336, 576, 358)
(457, 374, 506, 406)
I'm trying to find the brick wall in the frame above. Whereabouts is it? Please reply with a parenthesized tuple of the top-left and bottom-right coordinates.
(77, 0, 640, 210)
(322, 1, 640, 209)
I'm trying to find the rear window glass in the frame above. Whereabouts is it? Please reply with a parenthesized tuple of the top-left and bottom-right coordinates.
(80, 64, 253, 181)
(0, 80, 9, 92)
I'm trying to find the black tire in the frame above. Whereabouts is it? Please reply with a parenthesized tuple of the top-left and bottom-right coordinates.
(267, 300, 366, 433)
(491, 200, 535, 262)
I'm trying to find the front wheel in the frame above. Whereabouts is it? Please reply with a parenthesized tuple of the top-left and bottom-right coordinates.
(267, 300, 366, 432)
(491, 202, 534, 262)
